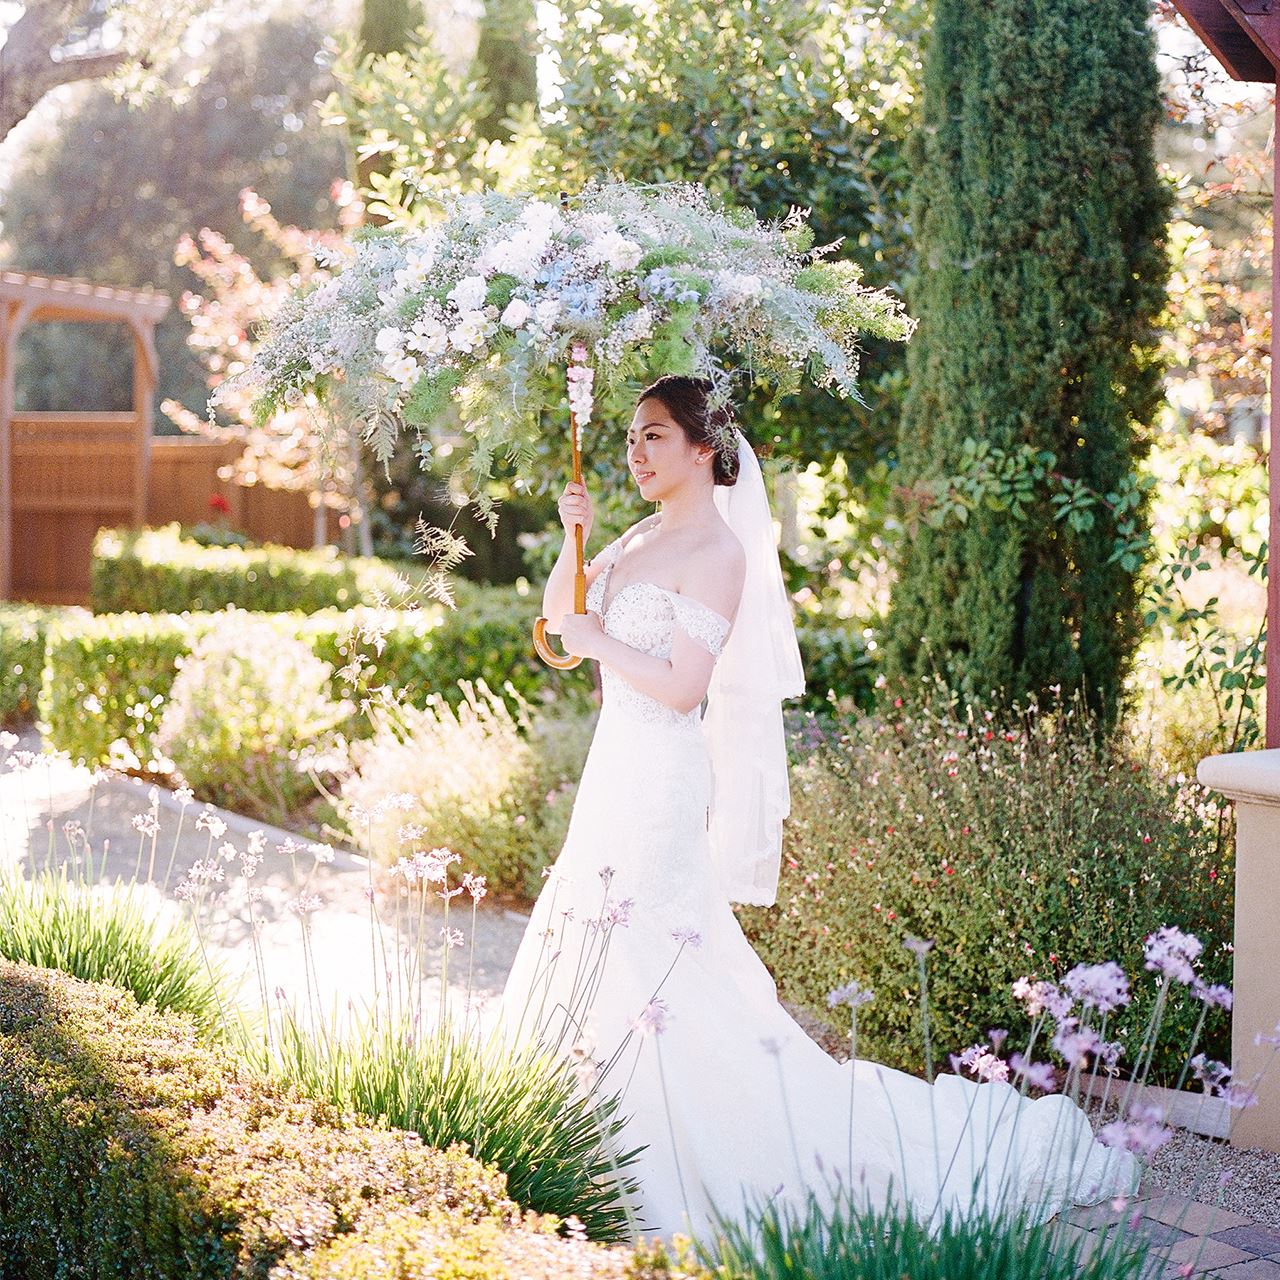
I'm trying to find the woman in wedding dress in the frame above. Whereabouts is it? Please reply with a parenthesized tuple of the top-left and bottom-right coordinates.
(497, 375, 1136, 1241)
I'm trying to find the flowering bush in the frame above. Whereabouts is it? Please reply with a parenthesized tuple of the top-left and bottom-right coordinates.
(743, 690, 1233, 1081)
(156, 614, 354, 825)
(237, 182, 914, 490)
(339, 682, 596, 898)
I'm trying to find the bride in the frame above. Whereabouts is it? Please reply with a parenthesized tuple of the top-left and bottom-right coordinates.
(497, 375, 1136, 1240)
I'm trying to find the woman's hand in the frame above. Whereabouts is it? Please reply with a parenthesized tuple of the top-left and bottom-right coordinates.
(557, 481, 594, 542)
(559, 609, 607, 660)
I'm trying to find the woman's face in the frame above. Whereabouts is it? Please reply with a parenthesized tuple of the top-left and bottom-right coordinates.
(626, 397, 713, 503)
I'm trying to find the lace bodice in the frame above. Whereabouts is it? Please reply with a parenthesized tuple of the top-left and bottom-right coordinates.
(585, 536, 732, 729)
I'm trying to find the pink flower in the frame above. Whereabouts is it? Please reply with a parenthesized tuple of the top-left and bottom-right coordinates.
(632, 999, 670, 1038)
(1097, 1103, 1172, 1158)
(131, 812, 160, 839)
(1192, 980, 1232, 1010)
(440, 926, 464, 949)
(957, 1043, 1009, 1083)
(462, 872, 488, 903)
(1062, 961, 1130, 1013)
(1052, 1019, 1101, 1069)
(1012, 977, 1072, 1022)
(1143, 926, 1203, 985)
(1009, 1052, 1056, 1092)
(671, 927, 703, 949)
(827, 980, 875, 1011)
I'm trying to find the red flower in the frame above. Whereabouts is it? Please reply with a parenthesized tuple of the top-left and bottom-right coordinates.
(208, 492, 232, 515)
(944, 866, 955, 876)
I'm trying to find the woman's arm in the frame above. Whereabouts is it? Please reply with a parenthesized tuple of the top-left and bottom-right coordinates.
(558, 540, 745, 713)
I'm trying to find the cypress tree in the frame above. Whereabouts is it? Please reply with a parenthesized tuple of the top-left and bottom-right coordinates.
(882, 0, 1170, 720)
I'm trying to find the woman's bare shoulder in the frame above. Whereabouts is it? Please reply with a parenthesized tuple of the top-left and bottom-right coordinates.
(680, 523, 746, 619)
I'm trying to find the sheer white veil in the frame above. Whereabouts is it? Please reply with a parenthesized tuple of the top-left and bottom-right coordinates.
(705, 430, 806, 906)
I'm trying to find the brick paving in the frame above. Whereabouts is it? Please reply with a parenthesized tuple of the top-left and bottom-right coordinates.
(1061, 1188, 1280, 1278)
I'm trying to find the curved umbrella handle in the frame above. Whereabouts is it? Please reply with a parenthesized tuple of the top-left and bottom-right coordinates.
(532, 615, 584, 670)
(532, 520, 587, 669)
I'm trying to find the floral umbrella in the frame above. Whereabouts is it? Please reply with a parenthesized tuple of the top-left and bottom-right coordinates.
(234, 181, 914, 667)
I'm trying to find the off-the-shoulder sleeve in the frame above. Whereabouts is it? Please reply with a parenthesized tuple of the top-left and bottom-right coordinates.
(588, 537, 625, 570)
(665, 590, 732, 657)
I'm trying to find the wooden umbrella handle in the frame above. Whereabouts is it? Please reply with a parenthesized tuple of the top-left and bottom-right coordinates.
(533, 391, 587, 670)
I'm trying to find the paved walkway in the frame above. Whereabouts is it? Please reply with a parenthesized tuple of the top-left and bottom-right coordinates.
(1063, 1189, 1280, 1278)
(0, 727, 529, 1036)
(1, 729, 1275, 1272)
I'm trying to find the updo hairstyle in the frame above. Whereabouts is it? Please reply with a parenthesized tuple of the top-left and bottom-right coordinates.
(636, 375, 740, 487)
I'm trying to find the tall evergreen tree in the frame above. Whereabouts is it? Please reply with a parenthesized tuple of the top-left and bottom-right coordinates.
(883, 0, 1170, 720)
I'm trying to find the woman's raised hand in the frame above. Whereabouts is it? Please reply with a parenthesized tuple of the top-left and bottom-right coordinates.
(557, 481, 594, 541)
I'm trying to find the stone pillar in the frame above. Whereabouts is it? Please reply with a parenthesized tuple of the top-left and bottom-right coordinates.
(1197, 749, 1280, 1152)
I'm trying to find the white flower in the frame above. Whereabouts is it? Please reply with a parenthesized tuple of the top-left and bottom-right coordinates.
(480, 228, 550, 283)
(576, 212, 616, 241)
(586, 229, 643, 273)
(500, 297, 531, 329)
(382, 353, 420, 387)
(714, 269, 765, 306)
(447, 274, 487, 312)
(532, 297, 561, 332)
(448, 310, 492, 354)
(618, 304, 654, 341)
(521, 199, 563, 234)
(407, 315, 449, 357)
(308, 279, 340, 308)
(375, 327, 405, 356)
(393, 245, 436, 293)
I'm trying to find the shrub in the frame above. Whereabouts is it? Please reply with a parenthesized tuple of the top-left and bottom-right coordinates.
(741, 691, 1233, 1082)
(40, 587, 588, 772)
(155, 613, 353, 825)
(91, 523, 420, 615)
(0, 961, 641, 1278)
(0, 866, 227, 1037)
(255, 1011, 640, 1242)
(0, 603, 76, 724)
(795, 615, 876, 713)
(340, 682, 596, 899)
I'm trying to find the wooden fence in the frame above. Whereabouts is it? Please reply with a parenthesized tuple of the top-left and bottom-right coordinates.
(8, 432, 338, 606)
(10, 412, 146, 604)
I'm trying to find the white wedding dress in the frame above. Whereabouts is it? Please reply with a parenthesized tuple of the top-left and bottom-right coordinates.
(498, 535, 1137, 1240)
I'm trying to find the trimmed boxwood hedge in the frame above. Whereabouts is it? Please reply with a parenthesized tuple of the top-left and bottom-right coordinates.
(0, 961, 653, 1279)
(91, 525, 425, 616)
(39, 587, 592, 769)
(0, 603, 80, 725)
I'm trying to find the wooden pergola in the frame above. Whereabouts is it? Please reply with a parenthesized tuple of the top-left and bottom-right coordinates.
(0, 271, 169, 602)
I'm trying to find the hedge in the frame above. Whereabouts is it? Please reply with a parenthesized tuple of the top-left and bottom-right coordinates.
(91, 524, 426, 616)
(0, 604, 77, 725)
(40, 586, 592, 769)
(0, 960, 648, 1279)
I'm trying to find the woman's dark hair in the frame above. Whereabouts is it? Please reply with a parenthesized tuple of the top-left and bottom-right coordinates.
(636, 375, 740, 487)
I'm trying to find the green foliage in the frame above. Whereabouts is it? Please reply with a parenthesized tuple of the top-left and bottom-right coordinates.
(91, 524, 421, 616)
(0, 604, 72, 724)
(3, 13, 345, 419)
(701, 1191, 1159, 1280)
(254, 1010, 639, 1242)
(341, 683, 596, 898)
(155, 617, 354, 826)
(741, 691, 1232, 1084)
(0, 868, 227, 1038)
(40, 584, 583, 774)
(40, 608, 201, 771)
(538, 0, 924, 474)
(0, 961, 638, 1279)
(794, 617, 877, 714)
(883, 0, 1171, 722)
